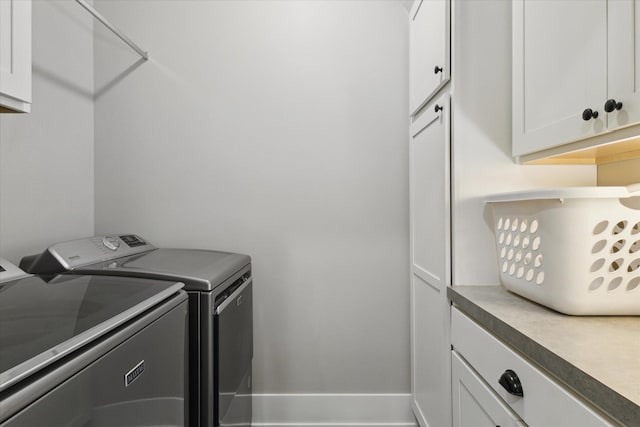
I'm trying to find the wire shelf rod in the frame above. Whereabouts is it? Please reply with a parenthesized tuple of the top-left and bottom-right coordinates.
(75, 0, 149, 60)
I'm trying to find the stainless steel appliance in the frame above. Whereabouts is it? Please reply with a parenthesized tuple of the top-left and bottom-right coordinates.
(0, 258, 188, 426)
(21, 235, 253, 427)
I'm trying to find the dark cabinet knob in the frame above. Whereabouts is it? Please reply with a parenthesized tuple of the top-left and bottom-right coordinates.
(434, 104, 443, 113)
(434, 65, 443, 74)
(604, 99, 623, 113)
(499, 369, 523, 397)
(582, 108, 598, 121)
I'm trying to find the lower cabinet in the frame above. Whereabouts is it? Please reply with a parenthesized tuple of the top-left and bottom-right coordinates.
(451, 307, 616, 427)
(452, 351, 525, 427)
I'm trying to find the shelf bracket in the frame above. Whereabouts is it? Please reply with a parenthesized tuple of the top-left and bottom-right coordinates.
(75, 0, 149, 60)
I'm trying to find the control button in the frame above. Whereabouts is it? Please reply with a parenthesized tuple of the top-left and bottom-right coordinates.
(102, 236, 121, 251)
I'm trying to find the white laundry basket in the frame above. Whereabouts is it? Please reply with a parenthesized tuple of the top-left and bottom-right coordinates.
(486, 184, 640, 315)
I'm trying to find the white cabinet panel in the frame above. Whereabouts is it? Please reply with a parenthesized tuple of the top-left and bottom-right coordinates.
(410, 0, 450, 115)
(607, 0, 640, 129)
(410, 97, 449, 285)
(0, 0, 31, 113)
(410, 94, 450, 427)
(452, 352, 524, 427)
(512, 0, 607, 156)
(411, 275, 447, 427)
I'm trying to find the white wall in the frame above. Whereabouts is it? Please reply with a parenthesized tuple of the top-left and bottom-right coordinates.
(0, 0, 94, 263)
(93, 0, 409, 407)
(450, 0, 596, 286)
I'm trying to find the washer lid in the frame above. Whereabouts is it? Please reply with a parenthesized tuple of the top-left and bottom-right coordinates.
(76, 248, 251, 291)
(0, 274, 183, 392)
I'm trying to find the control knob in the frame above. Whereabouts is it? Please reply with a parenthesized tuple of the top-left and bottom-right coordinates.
(102, 236, 121, 251)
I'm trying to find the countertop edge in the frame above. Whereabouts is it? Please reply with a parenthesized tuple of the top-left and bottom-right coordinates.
(448, 286, 638, 427)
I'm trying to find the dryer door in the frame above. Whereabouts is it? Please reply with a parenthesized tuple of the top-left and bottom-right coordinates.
(214, 279, 253, 427)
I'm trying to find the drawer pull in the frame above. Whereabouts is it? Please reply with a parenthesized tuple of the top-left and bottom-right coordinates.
(499, 369, 524, 397)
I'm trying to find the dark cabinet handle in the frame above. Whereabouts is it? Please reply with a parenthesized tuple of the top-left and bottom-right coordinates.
(582, 108, 598, 121)
(604, 99, 623, 113)
(434, 104, 443, 113)
(499, 369, 523, 397)
(434, 65, 443, 74)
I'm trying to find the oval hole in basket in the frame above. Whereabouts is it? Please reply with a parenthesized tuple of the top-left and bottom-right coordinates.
(591, 239, 607, 254)
(515, 250, 523, 263)
(532, 236, 541, 251)
(502, 261, 509, 273)
(516, 266, 524, 278)
(500, 247, 507, 259)
(632, 222, 640, 235)
(526, 269, 534, 281)
(498, 232, 505, 244)
(627, 258, 640, 273)
(513, 235, 521, 248)
(512, 218, 519, 232)
(534, 254, 543, 268)
(630, 240, 640, 254)
(497, 218, 503, 230)
(627, 277, 640, 292)
(520, 219, 528, 233)
(590, 258, 605, 272)
(613, 221, 627, 235)
(535, 271, 545, 285)
(522, 236, 530, 249)
(609, 258, 624, 272)
(506, 233, 513, 246)
(524, 252, 532, 265)
(509, 263, 516, 275)
(504, 218, 511, 231)
(611, 239, 626, 254)
(507, 248, 514, 261)
(608, 277, 623, 291)
(589, 277, 604, 291)
(592, 220, 609, 235)
(530, 219, 539, 234)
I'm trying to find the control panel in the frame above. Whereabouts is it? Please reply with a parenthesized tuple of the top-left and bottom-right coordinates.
(48, 235, 155, 270)
(0, 258, 32, 283)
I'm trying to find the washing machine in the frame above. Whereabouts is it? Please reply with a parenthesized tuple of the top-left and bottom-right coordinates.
(0, 257, 188, 426)
(21, 235, 253, 427)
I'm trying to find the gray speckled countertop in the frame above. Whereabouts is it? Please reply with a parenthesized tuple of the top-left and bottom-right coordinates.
(448, 285, 640, 427)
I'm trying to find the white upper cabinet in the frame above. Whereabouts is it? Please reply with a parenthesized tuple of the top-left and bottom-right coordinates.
(608, 0, 640, 129)
(0, 0, 31, 113)
(513, 0, 640, 159)
(409, 0, 450, 116)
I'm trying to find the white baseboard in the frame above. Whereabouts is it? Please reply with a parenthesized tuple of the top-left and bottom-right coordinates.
(251, 393, 417, 427)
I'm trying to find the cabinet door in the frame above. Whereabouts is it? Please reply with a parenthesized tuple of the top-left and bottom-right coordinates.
(452, 352, 525, 427)
(512, 0, 606, 157)
(409, 0, 450, 116)
(607, 0, 640, 129)
(410, 94, 450, 427)
(0, 0, 31, 113)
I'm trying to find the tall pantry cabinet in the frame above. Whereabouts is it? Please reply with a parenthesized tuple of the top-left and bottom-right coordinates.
(409, 1, 451, 427)
(409, 0, 516, 426)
